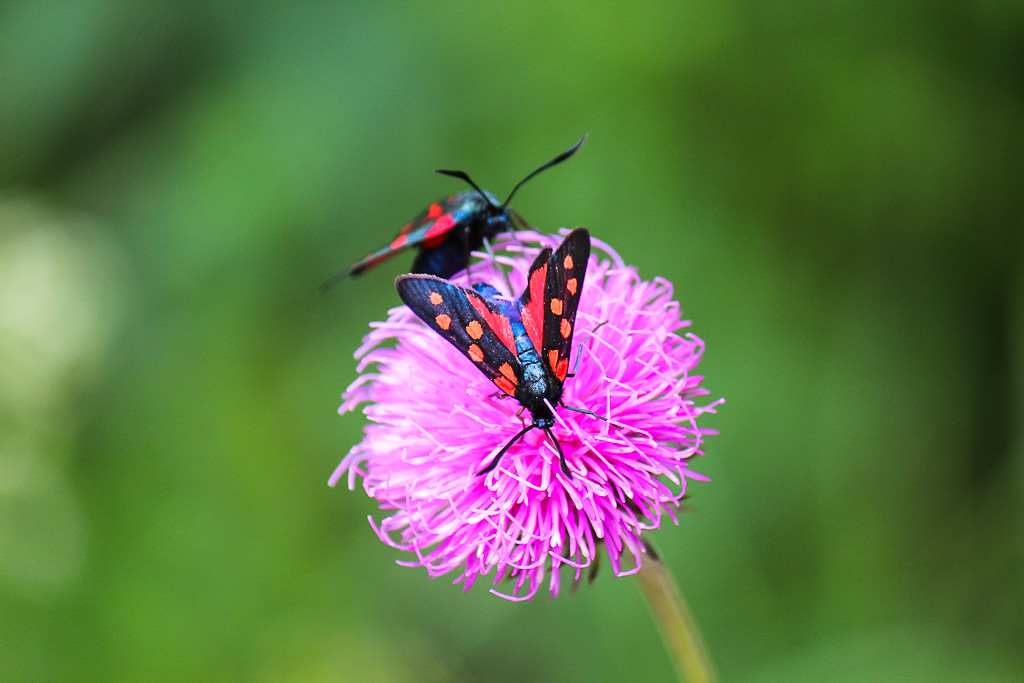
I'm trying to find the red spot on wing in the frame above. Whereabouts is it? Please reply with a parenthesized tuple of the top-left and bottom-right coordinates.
(435, 314, 452, 330)
(555, 358, 569, 381)
(424, 214, 456, 239)
(429, 292, 443, 305)
(550, 298, 563, 316)
(468, 296, 515, 353)
(548, 350, 559, 373)
(466, 320, 483, 340)
(468, 344, 484, 363)
(563, 254, 574, 270)
(560, 318, 572, 339)
(427, 203, 444, 219)
(521, 263, 548, 352)
(566, 278, 578, 296)
(494, 377, 516, 396)
(390, 233, 408, 250)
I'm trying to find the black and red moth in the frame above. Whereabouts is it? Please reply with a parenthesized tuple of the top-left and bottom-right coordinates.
(395, 228, 591, 476)
(322, 137, 586, 290)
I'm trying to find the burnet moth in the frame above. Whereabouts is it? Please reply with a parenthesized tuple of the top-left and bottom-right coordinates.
(396, 228, 594, 476)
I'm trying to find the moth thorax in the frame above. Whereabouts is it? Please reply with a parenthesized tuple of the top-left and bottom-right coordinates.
(521, 364, 547, 387)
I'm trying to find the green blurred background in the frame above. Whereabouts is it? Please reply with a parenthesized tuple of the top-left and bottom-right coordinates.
(1, 1, 1022, 681)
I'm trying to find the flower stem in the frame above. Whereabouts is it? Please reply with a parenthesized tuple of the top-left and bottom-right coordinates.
(636, 553, 716, 683)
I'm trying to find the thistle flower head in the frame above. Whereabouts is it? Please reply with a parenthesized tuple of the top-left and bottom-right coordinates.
(332, 231, 720, 600)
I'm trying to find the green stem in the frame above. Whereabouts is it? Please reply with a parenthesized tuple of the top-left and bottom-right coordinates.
(636, 554, 716, 683)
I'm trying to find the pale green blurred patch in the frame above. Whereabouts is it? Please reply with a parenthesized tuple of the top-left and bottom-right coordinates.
(0, 0, 1021, 681)
(0, 195, 126, 604)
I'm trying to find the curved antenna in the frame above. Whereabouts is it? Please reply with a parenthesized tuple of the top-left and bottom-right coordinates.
(477, 424, 534, 475)
(544, 427, 571, 477)
(434, 169, 495, 206)
(502, 135, 587, 209)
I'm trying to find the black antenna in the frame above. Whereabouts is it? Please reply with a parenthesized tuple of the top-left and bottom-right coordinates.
(478, 424, 534, 475)
(476, 424, 572, 477)
(544, 427, 571, 476)
(502, 135, 586, 208)
(435, 135, 587, 210)
(434, 169, 494, 206)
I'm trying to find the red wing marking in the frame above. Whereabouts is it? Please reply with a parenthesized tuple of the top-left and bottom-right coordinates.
(566, 278, 578, 296)
(423, 235, 445, 248)
(435, 314, 452, 330)
(563, 254, 573, 270)
(468, 296, 515, 353)
(555, 358, 569, 381)
(550, 298, 563, 316)
(548, 349, 559, 373)
(468, 344, 484, 363)
(427, 203, 444, 219)
(494, 377, 516, 396)
(429, 292, 443, 305)
(424, 214, 456, 239)
(390, 233, 408, 250)
(520, 262, 548, 352)
(560, 318, 572, 339)
(466, 320, 483, 340)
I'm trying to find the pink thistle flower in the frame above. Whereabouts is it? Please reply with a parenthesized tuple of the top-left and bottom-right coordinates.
(331, 230, 721, 601)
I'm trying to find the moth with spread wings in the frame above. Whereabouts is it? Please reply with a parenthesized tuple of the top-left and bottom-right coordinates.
(395, 228, 592, 476)
(321, 137, 585, 290)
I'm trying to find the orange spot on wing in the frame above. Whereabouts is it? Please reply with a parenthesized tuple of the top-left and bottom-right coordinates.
(548, 350, 559, 372)
(566, 278, 578, 295)
(494, 377, 516, 396)
(466, 320, 483, 339)
(468, 344, 484, 363)
(435, 314, 451, 330)
(499, 363, 518, 383)
(549, 298, 563, 316)
(390, 233, 408, 250)
(427, 203, 444, 218)
(563, 254, 574, 270)
(429, 292, 443, 305)
(560, 318, 572, 339)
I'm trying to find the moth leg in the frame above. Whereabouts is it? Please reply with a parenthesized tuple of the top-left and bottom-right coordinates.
(561, 404, 608, 422)
(464, 231, 476, 283)
(567, 320, 609, 378)
(480, 236, 514, 297)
